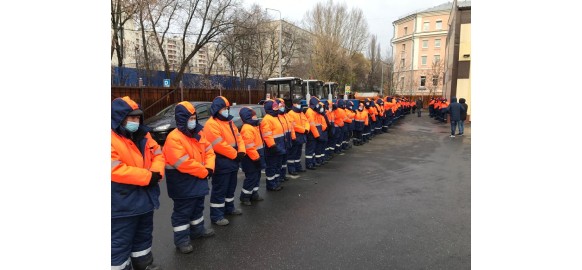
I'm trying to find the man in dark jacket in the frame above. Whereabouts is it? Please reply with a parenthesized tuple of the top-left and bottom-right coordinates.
(459, 98, 468, 136)
(442, 97, 466, 137)
(416, 99, 423, 117)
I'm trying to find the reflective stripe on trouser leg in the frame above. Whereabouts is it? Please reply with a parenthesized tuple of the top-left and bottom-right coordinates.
(315, 141, 326, 164)
(171, 198, 196, 246)
(305, 139, 316, 167)
(189, 197, 206, 238)
(294, 143, 304, 171)
(241, 170, 261, 201)
(265, 154, 281, 189)
(279, 153, 287, 179)
(129, 211, 154, 269)
(112, 215, 143, 270)
(224, 171, 238, 214)
(287, 143, 299, 173)
(210, 173, 228, 222)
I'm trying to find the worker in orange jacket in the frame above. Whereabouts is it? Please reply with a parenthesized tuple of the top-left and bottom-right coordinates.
(316, 101, 329, 166)
(304, 97, 323, 170)
(287, 98, 310, 175)
(238, 107, 265, 205)
(363, 98, 374, 141)
(344, 100, 356, 149)
(111, 96, 165, 270)
(260, 99, 286, 191)
(163, 101, 216, 254)
(332, 99, 346, 154)
(276, 98, 296, 182)
(324, 100, 336, 161)
(353, 101, 368, 145)
(203, 96, 246, 226)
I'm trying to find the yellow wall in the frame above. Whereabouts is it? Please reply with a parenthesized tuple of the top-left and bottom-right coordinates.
(459, 24, 471, 61)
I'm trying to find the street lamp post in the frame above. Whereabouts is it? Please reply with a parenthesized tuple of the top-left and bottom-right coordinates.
(266, 8, 282, 78)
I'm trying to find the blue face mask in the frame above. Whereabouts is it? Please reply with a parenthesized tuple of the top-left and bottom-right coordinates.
(187, 119, 197, 130)
(294, 104, 301, 109)
(220, 110, 229, 118)
(279, 107, 285, 112)
(124, 121, 139, 133)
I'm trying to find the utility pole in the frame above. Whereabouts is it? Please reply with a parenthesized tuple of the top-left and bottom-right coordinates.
(266, 8, 282, 78)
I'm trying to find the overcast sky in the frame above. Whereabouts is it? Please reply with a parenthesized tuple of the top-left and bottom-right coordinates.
(243, 0, 453, 58)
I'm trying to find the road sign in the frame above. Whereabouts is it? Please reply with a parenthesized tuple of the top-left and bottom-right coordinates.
(163, 79, 171, 87)
(345, 85, 351, 94)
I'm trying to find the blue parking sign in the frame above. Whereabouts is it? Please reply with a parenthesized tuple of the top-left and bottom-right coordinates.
(163, 79, 171, 87)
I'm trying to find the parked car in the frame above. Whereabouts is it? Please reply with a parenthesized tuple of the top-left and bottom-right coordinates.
(144, 101, 212, 145)
(229, 104, 266, 131)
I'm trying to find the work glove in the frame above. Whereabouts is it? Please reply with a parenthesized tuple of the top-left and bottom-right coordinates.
(148, 172, 161, 187)
(235, 152, 246, 162)
(206, 168, 214, 179)
(267, 145, 279, 155)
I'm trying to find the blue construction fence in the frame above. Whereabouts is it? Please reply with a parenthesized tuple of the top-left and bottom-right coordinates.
(111, 66, 263, 89)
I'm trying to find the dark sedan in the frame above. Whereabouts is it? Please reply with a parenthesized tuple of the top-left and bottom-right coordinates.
(144, 101, 212, 145)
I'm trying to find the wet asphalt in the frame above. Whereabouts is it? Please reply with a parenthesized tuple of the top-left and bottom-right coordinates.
(151, 112, 471, 270)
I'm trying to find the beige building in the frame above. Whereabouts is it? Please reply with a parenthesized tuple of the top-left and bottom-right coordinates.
(391, 2, 455, 97)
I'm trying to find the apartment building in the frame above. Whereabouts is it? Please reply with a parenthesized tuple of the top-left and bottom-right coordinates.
(443, 0, 471, 119)
(391, 2, 455, 97)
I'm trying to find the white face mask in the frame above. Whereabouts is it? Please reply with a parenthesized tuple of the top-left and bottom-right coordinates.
(319, 107, 324, 113)
(294, 104, 301, 109)
(279, 107, 285, 112)
(187, 119, 197, 130)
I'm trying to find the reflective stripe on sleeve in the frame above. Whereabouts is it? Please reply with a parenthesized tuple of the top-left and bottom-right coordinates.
(174, 154, 189, 168)
(273, 134, 284, 138)
(111, 160, 121, 168)
(173, 224, 190, 232)
(245, 142, 256, 148)
(165, 164, 176, 169)
(111, 258, 131, 270)
(262, 131, 273, 136)
(229, 143, 237, 147)
(154, 149, 162, 155)
(211, 137, 223, 146)
(130, 247, 151, 258)
(190, 216, 204, 226)
(256, 145, 264, 150)
(206, 145, 213, 152)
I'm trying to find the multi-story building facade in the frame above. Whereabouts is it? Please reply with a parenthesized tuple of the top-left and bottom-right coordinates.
(391, 2, 454, 97)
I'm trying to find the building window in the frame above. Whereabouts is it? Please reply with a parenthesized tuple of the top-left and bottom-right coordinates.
(432, 76, 439, 86)
(404, 26, 408, 35)
(400, 77, 405, 90)
(435, 39, 441, 48)
(423, 22, 430, 31)
(420, 76, 426, 87)
(434, 55, 440, 63)
(400, 59, 405, 68)
(422, 40, 428, 48)
(436, 20, 442, 30)
(402, 44, 406, 51)
(421, 56, 427, 65)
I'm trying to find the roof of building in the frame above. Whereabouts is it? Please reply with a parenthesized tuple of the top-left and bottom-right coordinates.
(395, 1, 472, 23)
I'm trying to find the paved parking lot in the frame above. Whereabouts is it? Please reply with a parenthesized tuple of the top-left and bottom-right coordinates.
(150, 114, 471, 269)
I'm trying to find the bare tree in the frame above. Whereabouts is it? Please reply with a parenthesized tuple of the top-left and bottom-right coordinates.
(304, 0, 369, 85)
(366, 34, 382, 91)
(112, 0, 141, 85)
(424, 59, 444, 98)
(145, 0, 239, 88)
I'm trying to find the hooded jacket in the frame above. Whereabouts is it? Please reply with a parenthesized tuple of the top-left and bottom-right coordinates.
(305, 97, 322, 139)
(288, 103, 309, 144)
(459, 98, 468, 121)
(202, 96, 246, 174)
(239, 107, 265, 169)
(111, 96, 165, 218)
(260, 100, 286, 155)
(163, 101, 216, 199)
(443, 97, 465, 121)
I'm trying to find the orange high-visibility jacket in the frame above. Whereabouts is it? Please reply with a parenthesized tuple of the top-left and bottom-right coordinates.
(355, 109, 369, 126)
(111, 131, 165, 186)
(163, 127, 215, 180)
(240, 123, 264, 161)
(203, 116, 245, 160)
(333, 107, 345, 127)
(260, 114, 285, 149)
(305, 108, 321, 138)
(288, 109, 310, 134)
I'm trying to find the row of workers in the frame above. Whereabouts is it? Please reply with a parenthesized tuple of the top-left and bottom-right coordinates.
(110, 94, 412, 269)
